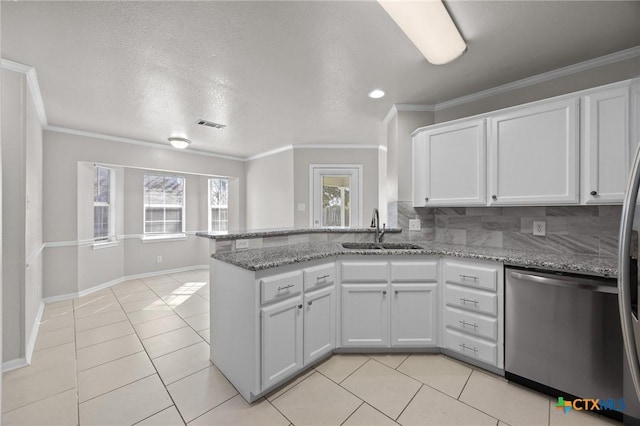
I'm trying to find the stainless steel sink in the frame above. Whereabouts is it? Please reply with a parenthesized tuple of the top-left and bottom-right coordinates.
(341, 242, 423, 250)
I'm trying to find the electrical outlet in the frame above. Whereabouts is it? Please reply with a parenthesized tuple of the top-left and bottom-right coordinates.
(409, 219, 421, 231)
(533, 221, 546, 236)
(156, 255, 163, 263)
(297, 203, 306, 211)
(235, 239, 250, 249)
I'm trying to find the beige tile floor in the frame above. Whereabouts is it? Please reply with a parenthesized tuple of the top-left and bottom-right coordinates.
(1, 269, 621, 426)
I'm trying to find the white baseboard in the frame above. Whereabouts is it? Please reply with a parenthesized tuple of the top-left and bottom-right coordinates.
(42, 265, 209, 304)
(3, 358, 29, 373)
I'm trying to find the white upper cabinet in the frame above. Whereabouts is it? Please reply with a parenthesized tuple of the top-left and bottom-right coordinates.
(413, 119, 486, 207)
(487, 97, 580, 205)
(581, 84, 630, 204)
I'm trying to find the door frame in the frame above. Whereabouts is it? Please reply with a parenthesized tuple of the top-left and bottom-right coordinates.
(309, 164, 363, 228)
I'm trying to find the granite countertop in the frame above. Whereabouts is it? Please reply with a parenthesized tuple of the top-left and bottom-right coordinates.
(212, 241, 618, 278)
(196, 227, 402, 240)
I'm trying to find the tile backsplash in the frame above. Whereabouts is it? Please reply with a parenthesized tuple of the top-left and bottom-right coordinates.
(388, 202, 621, 257)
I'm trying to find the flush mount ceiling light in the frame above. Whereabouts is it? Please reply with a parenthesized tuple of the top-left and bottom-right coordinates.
(168, 137, 191, 149)
(378, 0, 466, 65)
(368, 89, 386, 99)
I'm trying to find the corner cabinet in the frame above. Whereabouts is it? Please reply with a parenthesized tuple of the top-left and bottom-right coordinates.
(581, 84, 630, 204)
(488, 97, 580, 205)
(413, 119, 486, 207)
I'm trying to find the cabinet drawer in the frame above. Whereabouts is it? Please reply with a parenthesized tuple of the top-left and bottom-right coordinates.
(341, 262, 388, 283)
(303, 263, 335, 291)
(390, 261, 438, 282)
(444, 306, 498, 341)
(260, 271, 303, 305)
(443, 260, 498, 291)
(444, 284, 498, 316)
(445, 328, 497, 366)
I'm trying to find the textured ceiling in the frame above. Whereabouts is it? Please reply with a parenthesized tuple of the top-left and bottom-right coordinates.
(2, 1, 639, 158)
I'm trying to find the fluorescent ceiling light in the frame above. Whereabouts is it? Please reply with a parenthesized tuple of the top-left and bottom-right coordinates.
(368, 89, 386, 99)
(378, 0, 466, 65)
(168, 137, 191, 149)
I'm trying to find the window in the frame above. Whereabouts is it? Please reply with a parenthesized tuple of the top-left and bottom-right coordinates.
(94, 165, 114, 241)
(144, 174, 185, 235)
(209, 178, 229, 232)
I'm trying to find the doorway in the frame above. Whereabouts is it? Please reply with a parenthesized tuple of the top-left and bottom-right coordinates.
(310, 165, 362, 228)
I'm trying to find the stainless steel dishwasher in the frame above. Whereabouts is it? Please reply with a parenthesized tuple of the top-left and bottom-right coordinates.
(505, 267, 623, 418)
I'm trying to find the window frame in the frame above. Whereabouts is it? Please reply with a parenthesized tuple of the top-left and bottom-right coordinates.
(93, 165, 116, 242)
(143, 174, 187, 237)
(208, 177, 229, 233)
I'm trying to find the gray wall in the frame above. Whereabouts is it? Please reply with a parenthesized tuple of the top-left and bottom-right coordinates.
(435, 57, 640, 123)
(292, 148, 380, 228)
(2, 68, 43, 365)
(43, 129, 246, 298)
(245, 149, 294, 229)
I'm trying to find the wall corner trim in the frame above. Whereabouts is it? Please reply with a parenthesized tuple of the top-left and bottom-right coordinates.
(1, 59, 48, 127)
(2, 358, 29, 373)
(24, 302, 45, 367)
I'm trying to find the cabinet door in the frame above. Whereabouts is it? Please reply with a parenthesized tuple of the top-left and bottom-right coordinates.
(391, 283, 438, 347)
(488, 98, 579, 205)
(341, 284, 389, 347)
(261, 297, 303, 390)
(413, 119, 486, 207)
(582, 85, 630, 204)
(304, 286, 336, 365)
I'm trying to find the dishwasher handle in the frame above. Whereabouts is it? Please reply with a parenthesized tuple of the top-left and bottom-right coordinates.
(509, 271, 617, 294)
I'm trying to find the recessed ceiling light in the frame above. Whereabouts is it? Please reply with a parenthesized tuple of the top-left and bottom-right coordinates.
(368, 89, 386, 99)
(168, 137, 191, 149)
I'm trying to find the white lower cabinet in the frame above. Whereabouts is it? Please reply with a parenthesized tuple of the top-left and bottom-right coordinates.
(261, 296, 304, 389)
(340, 257, 439, 349)
(442, 259, 504, 369)
(303, 285, 336, 364)
(341, 283, 390, 347)
(391, 283, 437, 347)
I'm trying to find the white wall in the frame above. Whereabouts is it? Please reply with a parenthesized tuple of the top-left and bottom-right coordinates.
(245, 149, 294, 229)
(43, 130, 246, 298)
(292, 148, 380, 228)
(1, 68, 43, 366)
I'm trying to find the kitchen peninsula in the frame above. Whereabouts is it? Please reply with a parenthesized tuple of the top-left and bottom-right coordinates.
(198, 228, 617, 402)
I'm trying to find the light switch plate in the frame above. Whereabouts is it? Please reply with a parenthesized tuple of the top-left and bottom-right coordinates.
(533, 221, 546, 236)
(409, 219, 421, 231)
(235, 239, 250, 249)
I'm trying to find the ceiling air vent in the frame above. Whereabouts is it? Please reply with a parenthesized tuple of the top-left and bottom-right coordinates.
(196, 119, 226, 129)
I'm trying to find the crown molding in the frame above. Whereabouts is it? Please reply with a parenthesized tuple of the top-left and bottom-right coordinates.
(1, 59, 48, 126)
(245, 145, 294, 161)
(294, 144, 381, 150)
(44, 125, 246, 162)
(434, 45, 640, 111)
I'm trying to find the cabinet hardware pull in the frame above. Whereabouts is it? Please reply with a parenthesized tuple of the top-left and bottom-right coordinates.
(394, 290, 399, 295)
(425, 197, 429, 202)
(298, 304, 303, 309)
(459, 320, 478, 329)
(382, 290, 387, 295)
(277, 284, 294, 291)
(316, 274, 330, 281)
(459, 343, 478, 353)
(590, 190, 598, 196)
(459, 274, 478, 281)
(459, 297, 479, 306)
(308, 301, 313, 306)
(492, 195, 497, 201)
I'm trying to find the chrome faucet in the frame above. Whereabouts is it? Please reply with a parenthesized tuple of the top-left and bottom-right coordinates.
(370, 208, 386, 243)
